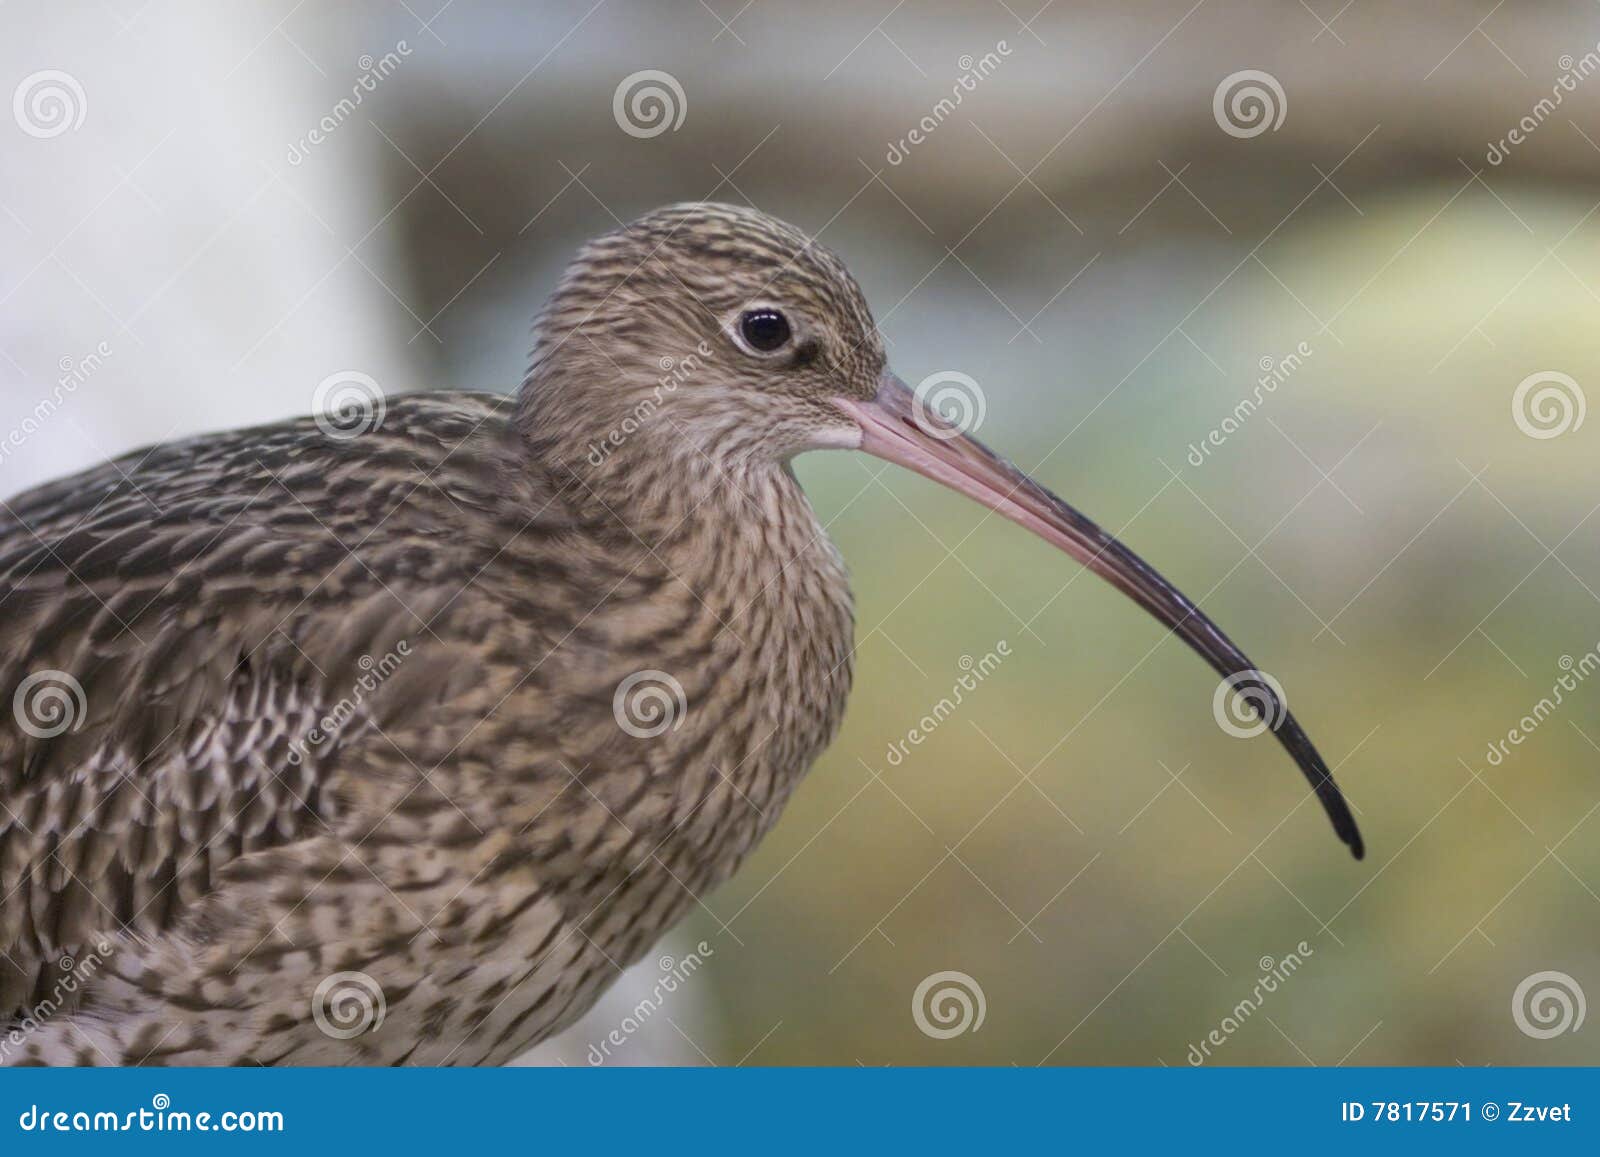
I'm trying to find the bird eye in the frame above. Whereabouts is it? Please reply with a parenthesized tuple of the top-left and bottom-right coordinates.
(738, 309, 792, 354)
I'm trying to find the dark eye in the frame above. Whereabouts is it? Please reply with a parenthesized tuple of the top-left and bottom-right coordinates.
(739, 309, 792, 353)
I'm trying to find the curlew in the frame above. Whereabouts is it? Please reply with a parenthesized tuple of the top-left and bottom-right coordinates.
(0, 203, 1360, 1066)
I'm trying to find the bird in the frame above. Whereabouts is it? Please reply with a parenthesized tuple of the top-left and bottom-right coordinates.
(0, 202, 1362, 1066)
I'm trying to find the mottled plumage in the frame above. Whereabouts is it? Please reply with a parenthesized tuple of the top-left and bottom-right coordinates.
(2, 205, 874, 1064)
(1, 202, 1359, 1065)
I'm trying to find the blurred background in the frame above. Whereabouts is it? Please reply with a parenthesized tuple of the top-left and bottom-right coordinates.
(3, 0, 1598, 1065)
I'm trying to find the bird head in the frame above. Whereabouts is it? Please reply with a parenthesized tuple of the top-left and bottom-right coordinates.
(520, 201, 1363, 860)
(522, 201, 887, 470)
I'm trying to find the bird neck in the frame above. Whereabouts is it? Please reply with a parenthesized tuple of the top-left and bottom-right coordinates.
(575, 437, 821, 573)
(518, 371, 783, 539)
(513, 376, 857, 888)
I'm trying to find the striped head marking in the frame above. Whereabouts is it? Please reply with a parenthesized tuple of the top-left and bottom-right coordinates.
(522, 202, 885, 468)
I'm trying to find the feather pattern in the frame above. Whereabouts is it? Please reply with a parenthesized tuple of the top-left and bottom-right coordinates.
(1, 204, 881, 1065)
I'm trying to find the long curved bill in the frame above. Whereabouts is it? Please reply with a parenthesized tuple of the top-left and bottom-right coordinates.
(837, 372, 1364, 860)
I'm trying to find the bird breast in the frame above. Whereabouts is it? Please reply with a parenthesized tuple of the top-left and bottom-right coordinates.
(581, 466, 857, 891)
